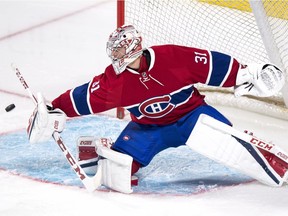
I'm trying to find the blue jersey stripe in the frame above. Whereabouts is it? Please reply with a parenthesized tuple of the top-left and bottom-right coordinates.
(170, 86, 194, 106)
(127, 86, 194, 119)
(127, 106, 142, 118)
(233, 136, 280, 185)
(71, 83, 91, 115)
(208, 51, 231, 86)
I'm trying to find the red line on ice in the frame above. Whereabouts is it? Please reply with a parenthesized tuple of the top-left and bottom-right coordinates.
(0, 1, 108, 41)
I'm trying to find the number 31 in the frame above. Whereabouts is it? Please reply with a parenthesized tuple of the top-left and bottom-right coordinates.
(194, 52, 207, 64)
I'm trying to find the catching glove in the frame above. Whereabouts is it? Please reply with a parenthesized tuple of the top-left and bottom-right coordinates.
(234, 63, 285, 97)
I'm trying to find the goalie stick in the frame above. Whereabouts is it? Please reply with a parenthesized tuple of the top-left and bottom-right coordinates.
(12, 64, 102, 192)
(201, 114, 288, 164)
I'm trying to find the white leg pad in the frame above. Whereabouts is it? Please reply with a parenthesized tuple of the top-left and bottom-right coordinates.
(186, 114, 284, 186)
(97, 146, 133, 193)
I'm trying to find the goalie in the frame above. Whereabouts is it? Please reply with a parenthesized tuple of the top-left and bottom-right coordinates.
(28, 25, 288, 193)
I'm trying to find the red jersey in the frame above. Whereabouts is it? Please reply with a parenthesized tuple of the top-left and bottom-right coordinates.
(52, 45, 240, 125)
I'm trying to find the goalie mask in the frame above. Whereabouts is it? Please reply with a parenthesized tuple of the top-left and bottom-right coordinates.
(106, 25, 143, 75)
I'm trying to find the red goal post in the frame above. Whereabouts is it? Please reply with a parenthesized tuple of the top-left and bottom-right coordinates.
(116, 0, 125, 119)
(116, 0, 288, 120)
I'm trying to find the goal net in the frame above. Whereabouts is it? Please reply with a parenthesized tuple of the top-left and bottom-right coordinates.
(117, 0, 288, 120)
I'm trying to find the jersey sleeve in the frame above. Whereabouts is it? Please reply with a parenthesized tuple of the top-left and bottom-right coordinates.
(205, 51, 240, 87)
(159, 45, 240, 88)
(52, 67, 120, 117)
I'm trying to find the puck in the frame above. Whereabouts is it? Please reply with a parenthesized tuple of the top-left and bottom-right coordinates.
(5, 103, 16, 112)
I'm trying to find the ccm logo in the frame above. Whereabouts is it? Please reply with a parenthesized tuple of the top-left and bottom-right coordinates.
(250, 137, 273, 151)
(80, 141, 93, 146)
(57, 138, 86, 180)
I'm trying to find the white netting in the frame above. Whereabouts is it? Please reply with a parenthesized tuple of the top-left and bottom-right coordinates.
(123, 0, 288, 120)
(264, 0, 288, 72)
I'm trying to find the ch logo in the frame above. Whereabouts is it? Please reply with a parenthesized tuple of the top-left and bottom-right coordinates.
(139, 95, 175, 118)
